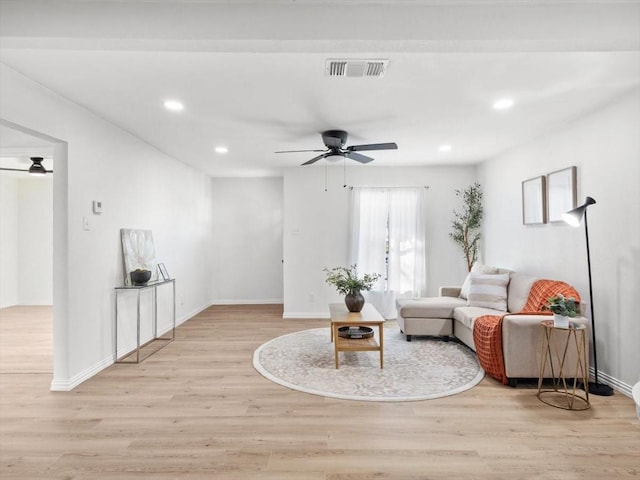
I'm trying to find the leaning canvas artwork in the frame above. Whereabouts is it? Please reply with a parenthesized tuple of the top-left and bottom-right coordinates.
(121, 229, 158, 286)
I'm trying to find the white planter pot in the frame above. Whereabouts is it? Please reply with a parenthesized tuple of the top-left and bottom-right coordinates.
(553, 314, 570, 328)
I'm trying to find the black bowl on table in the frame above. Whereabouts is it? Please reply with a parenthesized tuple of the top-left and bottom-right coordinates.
(130, 269, 152, 286)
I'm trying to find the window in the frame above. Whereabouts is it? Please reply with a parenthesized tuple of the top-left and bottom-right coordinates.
(349, 187, 426, 316)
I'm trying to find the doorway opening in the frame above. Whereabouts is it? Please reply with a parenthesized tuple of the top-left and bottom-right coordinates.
(0, 119, 68, 388)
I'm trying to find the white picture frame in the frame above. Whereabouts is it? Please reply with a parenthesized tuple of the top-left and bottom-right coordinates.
(547, 166, 577, 223)
(158, 263, 170, 281)
(522, 176, 547, 225)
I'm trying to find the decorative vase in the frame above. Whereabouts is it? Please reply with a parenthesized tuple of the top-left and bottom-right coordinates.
(345, 291, 365, 313)
(553, 313, 570, 328)
(130, 269, 152, 286)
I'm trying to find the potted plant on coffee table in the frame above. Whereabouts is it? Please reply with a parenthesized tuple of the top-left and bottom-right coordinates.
(544, 294, 579, 328)
(324, 264, 381, 313)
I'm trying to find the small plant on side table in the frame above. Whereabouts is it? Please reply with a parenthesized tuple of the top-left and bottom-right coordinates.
(544, 294, 579, 327)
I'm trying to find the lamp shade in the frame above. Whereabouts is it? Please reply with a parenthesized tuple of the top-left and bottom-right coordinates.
(562, 196, 596, 227)
(28, 157, 47, 176)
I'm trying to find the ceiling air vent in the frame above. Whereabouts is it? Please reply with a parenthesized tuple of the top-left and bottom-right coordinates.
(325, 59, 390, 78)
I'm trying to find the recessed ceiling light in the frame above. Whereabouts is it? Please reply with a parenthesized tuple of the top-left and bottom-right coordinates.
(214, 146, 228, 154)
(438, 144, 452, 152)
(163, 100, 184, 112)
(493, 98, 514, 111)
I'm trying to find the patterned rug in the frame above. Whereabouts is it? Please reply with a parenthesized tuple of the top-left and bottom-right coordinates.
(253, 328, 484, 402)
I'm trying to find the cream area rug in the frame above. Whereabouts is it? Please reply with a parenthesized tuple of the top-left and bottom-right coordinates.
(253, 328, 484, 402)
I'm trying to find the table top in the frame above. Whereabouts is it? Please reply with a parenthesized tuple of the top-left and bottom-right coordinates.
(115, 278, 175, 290)
(329, 303, 385, 324)
(540, 319, 586, 330)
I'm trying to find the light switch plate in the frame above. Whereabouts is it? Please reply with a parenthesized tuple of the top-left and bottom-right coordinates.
(92, 200, 103, 214)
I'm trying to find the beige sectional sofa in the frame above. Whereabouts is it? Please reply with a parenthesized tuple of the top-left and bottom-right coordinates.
(396, 268, 589, 386)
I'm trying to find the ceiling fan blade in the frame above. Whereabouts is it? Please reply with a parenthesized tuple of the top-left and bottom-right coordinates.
(275, 149, 327, 154)
(0, 167, 53, 173)
(347, 142, 398, 152)
(345, 151, 375, 164)
(301, 153, 330, 166)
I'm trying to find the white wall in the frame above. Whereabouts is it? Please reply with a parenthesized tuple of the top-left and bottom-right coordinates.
(0, 66, 214, 390)
(479, 90, 640, 389)
(211, 177, 283, 303)
(17, 177, 53, 305)
(0, 175, 19, 307)
(283, 165, 477, 318)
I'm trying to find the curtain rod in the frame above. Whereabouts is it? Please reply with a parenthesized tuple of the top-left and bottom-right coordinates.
(346, 186, 430, 190)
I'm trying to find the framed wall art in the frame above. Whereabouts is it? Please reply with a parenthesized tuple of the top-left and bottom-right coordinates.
(522, 176, 547, 225)
(547, 166, 577, 223)
(121, 229, 158, 285)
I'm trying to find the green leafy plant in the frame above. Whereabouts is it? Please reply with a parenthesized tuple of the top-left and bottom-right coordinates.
(323, 264, 381, 295)
(449, 182, 484, 272)
(544, 294, 579, 317)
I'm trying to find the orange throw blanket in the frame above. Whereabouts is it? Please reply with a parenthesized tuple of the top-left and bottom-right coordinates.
(473, 279, 582, 385)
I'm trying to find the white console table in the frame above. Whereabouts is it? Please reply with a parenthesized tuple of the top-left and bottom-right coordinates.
(114, 279, 176, 363)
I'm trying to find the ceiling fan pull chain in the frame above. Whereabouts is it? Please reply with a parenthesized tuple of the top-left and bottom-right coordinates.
(343, 157, 347, 188)
(325, 159, 328, 192)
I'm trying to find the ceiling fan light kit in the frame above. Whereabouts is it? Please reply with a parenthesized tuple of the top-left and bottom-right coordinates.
(275, 130, 398, 166)
(28, 157, 47, 176)
(0, 156, 52, 175)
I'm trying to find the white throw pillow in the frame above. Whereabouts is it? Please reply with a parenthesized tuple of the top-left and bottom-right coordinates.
(459, 263, 499, 300)
(466, 272, 510, 311)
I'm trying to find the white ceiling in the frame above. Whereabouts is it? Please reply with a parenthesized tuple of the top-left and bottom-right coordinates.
(0, 0, 638, 177)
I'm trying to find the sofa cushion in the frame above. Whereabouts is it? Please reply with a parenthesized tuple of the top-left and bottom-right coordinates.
(459, 263, 499, 299)
(507, 272, 539, 313)
(397, 297, 466, 319)
(453, 306, 504, 330)
(466, 272, 510, 311)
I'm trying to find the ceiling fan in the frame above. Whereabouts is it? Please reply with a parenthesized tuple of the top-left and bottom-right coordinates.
(275, 130, 398, 165)
(0, 157, 52, 175)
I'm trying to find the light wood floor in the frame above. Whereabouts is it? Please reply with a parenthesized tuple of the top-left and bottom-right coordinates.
(1, 305, 638, 479)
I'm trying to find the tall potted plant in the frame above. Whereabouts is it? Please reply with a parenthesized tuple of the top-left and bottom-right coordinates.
(324, 264, 381, 312)
(449, 182, 484, 272)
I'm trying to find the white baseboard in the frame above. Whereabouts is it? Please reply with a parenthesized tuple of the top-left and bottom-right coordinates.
(51, 302, 212, 392)
(211, 299, 283, 305)
(178, 302, 212, 325)
(50, 356, 113, 392)
(591, 367, 633, 398)
(283, 311, 330, 319)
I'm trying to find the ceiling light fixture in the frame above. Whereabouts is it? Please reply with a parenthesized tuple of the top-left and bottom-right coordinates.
(438, 145, 452, 152)
(163, 100, 184, 112)
(0, 156, 52, 175)
(28, 157, 47, 175)
(214, 146, 228, 154)
(493, 98, 514, 111)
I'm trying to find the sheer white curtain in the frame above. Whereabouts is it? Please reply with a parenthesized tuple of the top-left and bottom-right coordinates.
(388, 188, 426, 298)
(349, 188, 388, 291)
(349, 187, 426, 318)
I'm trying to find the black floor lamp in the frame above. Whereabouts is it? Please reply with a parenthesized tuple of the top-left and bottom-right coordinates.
(563, 196, 614, 396)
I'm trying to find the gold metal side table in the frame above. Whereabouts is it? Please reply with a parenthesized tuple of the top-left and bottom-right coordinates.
(537, 319, 590, 410)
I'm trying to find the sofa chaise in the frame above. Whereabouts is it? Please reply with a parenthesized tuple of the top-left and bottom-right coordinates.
(396, 266, 589, 386)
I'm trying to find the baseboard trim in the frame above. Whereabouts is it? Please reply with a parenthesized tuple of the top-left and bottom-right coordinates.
(590, 367, 633, 398)
(50, 302, 212, 392)
(282, 311, 330, 319)
(50, 356, 113, 392)
(178, 302, 212, 325)
(212, 299, 283, 305)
